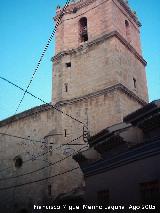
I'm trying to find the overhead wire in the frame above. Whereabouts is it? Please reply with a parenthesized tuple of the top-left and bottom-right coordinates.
(14, 0, 72, 115)
(0, 0, 89, 186)
(0, 166, 80, 191)
(0, 132, 46, 144)
(0, 132, 85, 145)
(0, 134, 84, 174)
(0, 144, 88, 190)
(0, 0, 72, 141)
(0, 76, 88, 174)
(0, 137, 87, 181)
(0, 76, 86, 126)
(0, 74, 87, 171)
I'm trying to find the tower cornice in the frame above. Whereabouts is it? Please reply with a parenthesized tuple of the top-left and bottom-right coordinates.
(54, 0, 141, 27)
(51, 31, 147, 66)
(54, 83, 147, 107)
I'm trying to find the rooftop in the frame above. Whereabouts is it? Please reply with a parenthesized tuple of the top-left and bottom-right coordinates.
(0, 104, 52, 127)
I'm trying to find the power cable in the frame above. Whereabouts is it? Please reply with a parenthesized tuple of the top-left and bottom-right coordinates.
(0, 76, 87, 173)
(0, 0, 89, 183)
(0, 0, 71, 142)
(0, 132, 46, 144)
(0, 76, 86, 126)
(0, 145, 88, 190)
(14, 0, 71, 114)
(0, 132, 85, 145)
(0, 138, 87, 181)
(0, 76, 88, 175)
(0, 76, 88, 173)
(0, 166, 80, 191)
(0, 135, 83, 174)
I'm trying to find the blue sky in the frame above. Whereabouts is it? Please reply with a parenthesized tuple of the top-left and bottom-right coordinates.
(0, 0, 160, 120)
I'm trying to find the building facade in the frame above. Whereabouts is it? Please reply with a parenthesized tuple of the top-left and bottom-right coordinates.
(0, 0, 149, 212)
(74, 100, 160, 207)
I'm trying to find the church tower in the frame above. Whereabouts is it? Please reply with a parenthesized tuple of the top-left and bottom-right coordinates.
(52, 0, 148, 136)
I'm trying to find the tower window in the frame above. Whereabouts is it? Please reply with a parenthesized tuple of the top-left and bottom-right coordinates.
(73, 7, 78, 13)
(64, 83, 68, 92)
(48, 184, 52, 196)
(66, 62, 71, 68)
(14, 156, 23, 168)
(64, 129, 67, 137)
(133, 78, 137, 89)
(79, 17, 88, 42)
(125, 20, 131, 42)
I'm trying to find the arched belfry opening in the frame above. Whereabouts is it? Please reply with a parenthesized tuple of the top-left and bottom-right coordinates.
(79, 17, 88, 42)
(125, 20, 131, 42)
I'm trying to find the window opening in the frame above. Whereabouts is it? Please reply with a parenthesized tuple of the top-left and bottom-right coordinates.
(125, 20, 131, 42)
(65, 83, 68, 92)
(64, 129, 67, 137)
(66, 62, 71, 68)
(14, 156, 23, 168)
(79, 17, 88, 42)
(133, 78, 137, 89)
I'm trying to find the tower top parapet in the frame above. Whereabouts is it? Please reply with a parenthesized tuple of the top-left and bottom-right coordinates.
(55, 0, 141, 27)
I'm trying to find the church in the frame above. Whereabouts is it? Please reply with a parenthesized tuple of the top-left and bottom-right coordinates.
(0, 0, 155, 212)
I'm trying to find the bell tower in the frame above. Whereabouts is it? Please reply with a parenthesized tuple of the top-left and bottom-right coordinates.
(52, 0, 148, 135)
